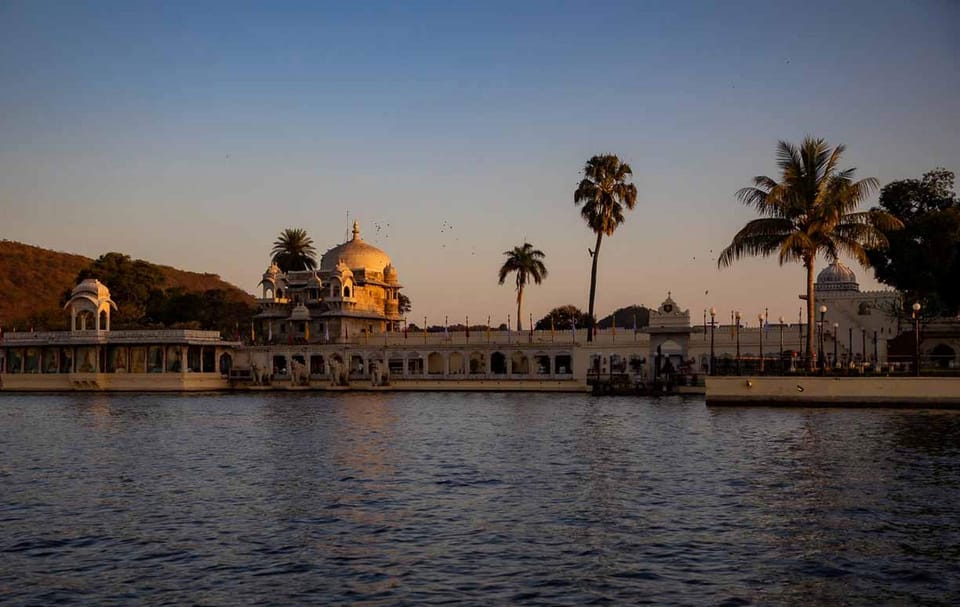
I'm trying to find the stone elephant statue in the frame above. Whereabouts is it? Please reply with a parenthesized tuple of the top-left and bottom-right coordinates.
(328, 359, 349, 386)
(250, 354, 271, 386)
(370, 360, 383, 387)
(290, 359, 308, 386)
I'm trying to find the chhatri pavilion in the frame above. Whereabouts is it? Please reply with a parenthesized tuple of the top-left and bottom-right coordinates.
(255, 221, 403, 342)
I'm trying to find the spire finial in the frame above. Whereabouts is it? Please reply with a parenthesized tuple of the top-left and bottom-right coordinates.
(352, 220, 360, 240)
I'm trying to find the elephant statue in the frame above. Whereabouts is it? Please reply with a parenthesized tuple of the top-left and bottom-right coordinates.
(290, 359, 308, 386)
(370, 360, 383, 387)
(250, 354, 272, 385)
(328, 359, 349, 386)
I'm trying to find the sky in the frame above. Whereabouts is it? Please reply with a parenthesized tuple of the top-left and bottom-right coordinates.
(1, 0, 958, 327)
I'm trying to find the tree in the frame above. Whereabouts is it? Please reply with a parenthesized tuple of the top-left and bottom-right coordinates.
(76, 252, 166, 326)
(866, 169, 960, 316)
(574, 154, 638, 342)
(271, 228, 317, 272)
(718, 137, 901, 369)
(534, 305, 594, 330)
(398, 292, 412, 315)
(596, 305, 650, 330)
(498, 242, 548, 331)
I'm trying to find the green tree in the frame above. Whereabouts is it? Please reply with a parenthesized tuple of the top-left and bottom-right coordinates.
(866, 168, 960, 316)
(596, 305, 650, 330)
(574, 154, 638, 342)
(718, 137, 901, 369)
(534, 305, 594, 331)
(271, 228, 318, 272)
(398, 292, 412, 315)
(76, 252, 166, 326)
(498, 242, 548, 331)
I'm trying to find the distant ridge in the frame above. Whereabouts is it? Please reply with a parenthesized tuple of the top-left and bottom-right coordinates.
(0, 240, 253, 329)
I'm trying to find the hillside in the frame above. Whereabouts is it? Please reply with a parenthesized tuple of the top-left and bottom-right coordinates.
(0, 240, 254, 329)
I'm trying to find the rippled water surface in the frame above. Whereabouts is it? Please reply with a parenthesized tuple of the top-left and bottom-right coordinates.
(2, 393, 959, 605)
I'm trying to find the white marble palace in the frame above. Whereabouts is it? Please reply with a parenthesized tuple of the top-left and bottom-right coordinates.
(255, 221, 403, 343)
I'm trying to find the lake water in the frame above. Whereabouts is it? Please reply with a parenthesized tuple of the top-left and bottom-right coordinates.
(1, 392, 959, 605)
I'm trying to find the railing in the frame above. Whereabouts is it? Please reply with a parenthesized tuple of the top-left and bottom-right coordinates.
(1, 329, 227, 345)
(709, 355, 960, 377)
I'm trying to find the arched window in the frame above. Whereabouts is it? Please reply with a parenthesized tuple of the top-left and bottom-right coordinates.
(343, 286, 351, 298)
(491, 352, 507, 375)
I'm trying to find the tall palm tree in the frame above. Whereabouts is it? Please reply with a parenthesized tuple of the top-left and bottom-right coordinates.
(498, 242, 548, 331)
(574, 154, 638, 342)
(271, 228, 318, 272)
(718, 137, 902, 370)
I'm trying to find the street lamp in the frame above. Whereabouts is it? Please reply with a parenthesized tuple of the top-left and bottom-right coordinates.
(833, 322, 839, 371)
(778, 316, 785, 373)
(709, 307, 717, 376)
(758, 312, 765, 373)
(913, 302, 922, 376)
(818, 304, 827, 373)
(735, 311, 742, 375)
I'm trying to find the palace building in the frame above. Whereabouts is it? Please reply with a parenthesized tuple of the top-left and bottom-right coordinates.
(255, 221, 403, 343)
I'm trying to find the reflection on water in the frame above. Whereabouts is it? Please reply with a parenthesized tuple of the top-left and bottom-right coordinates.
(1, 393, 959, 605)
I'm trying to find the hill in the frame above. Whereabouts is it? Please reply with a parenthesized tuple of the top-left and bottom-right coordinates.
(0, 240, 254, 330)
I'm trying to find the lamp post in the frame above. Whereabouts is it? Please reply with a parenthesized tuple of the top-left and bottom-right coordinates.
(912, 302, 921, 376)
(735, 311, 742, 375)
(832, 322, 839, 371)
(709, 307, 717, 376)
(778, 316, 785, 373)
(818, 304, 827, 373)
(758, 312, 765, 373)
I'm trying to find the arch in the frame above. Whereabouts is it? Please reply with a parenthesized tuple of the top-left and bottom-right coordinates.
(98, 310, 109, 331)
(660, 339, 683, 356)
(449, 352, 465, 375)
(427, 352, 445, 375)
(407, 354, 424, 375)
(310, 354, 325, 375)
(350, 354, 365, 376)
(534, 353, 551, 375)
(343, 285, 352, 298)
(858, 301, 872, 315)
(510, 351, 529, 375)
(75, 310, 94, 331)
(219, 353, 233, 375)
(469, 351, 486, 374)
(931, 344, 956, 369)
(554, 354, 573, 375)
(491, 351, 507, 375)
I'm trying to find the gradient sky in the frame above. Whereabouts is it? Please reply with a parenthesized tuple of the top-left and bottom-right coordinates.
(2, 0, 958, 327)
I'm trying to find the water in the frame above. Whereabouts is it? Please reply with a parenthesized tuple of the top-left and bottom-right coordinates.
(1, 393, 958, 606)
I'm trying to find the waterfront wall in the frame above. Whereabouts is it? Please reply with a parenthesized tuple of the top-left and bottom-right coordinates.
(706, 376, 960, 407)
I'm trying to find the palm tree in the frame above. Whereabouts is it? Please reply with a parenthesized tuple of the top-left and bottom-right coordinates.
(574, 154, 638, 342)
(718, 137, 902, 370)
(498, 242, 548, 331)
(271, 228, 318, 272)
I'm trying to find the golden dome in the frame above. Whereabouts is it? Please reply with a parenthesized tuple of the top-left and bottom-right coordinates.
(320, 221, 392, 273)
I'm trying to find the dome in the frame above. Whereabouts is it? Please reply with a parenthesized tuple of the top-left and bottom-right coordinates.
(816, 261, 859, 292)
(319, 221, 392, 273)
(72, 278, 111, 300)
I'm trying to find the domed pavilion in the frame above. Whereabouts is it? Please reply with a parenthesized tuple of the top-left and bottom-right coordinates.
(255, 221, 403, 343)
